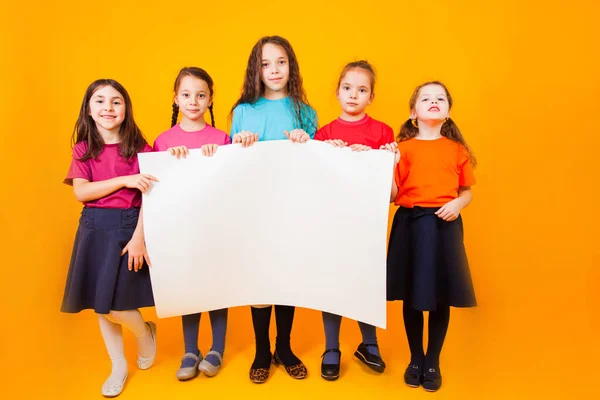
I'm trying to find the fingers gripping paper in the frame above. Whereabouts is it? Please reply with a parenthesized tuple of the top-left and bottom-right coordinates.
(138, 140, 393, 328)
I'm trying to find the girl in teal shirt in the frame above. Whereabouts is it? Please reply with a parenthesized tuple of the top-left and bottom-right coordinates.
(229, 35, 317, 384)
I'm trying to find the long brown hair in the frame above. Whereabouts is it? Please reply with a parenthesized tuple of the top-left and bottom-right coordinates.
(229, 35, 316, 133)
(171, 67, 216, 128)
(71, 79, 147, 161)
(398, 81, 476, 167)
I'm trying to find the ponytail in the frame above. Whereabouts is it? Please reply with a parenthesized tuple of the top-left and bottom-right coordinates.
(397, 118, 419, 142)
(440, 117, 477, 167)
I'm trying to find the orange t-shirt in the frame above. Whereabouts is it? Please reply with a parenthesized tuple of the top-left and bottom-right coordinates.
(394, 137, 475, 208)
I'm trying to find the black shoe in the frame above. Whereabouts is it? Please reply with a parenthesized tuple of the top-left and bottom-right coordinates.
(422, 367, 442, 392)
(353, 343, 386, 373)
(320, 349, 341, 381)
(404, 363, 423, 388)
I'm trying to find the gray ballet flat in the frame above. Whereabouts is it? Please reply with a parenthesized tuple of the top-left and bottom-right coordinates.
(176, 352, 202, 381)
(198, 351, 223, 377)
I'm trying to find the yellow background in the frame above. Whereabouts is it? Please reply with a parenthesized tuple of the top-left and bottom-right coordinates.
(1, 0, 598, 398)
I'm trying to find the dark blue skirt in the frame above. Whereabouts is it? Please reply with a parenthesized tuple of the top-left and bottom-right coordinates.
(386, 206, 477, 311)
(61, 207, 155, 314)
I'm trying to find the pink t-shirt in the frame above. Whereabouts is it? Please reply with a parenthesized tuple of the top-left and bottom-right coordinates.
(153, 124, 231, 151)
(64, 141, 153, 209)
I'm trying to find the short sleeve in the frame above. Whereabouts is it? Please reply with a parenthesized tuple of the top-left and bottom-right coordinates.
(64, 143, 92, 185)
(379, 123, 396, 148)
(230, 105, 243, 136)
(458, 145, 475, 187)
(140, 143, 153, 154)
(152, 138, 162, 152)
(314, 125, 328, 141)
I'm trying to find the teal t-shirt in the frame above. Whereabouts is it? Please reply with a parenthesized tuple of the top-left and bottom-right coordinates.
(230, 97, 317, 141)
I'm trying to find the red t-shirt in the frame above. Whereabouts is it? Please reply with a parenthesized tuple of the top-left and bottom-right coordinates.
(394, 137, 475, 208)
(314, 114, 395, 149)
(64, 141, 153, 209)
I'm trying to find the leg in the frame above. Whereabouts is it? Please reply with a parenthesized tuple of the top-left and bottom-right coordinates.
(177, 313, 202, 379)
(358, 321, 379, 349)
(106, 310, 156, 369)
(422, 306, 450, 392)
(402, 302, 425, 365)
(274, 305, 307, 379)
(321, 312, 342, 380)
(322, 312, 342, 364)
(274, 305, 301, 365)
(98, 314, 128, 397)
(355, 321, 386, 372)
(206, 308, 227, 365)
(250, 305, 272, 369)
(402, 302, 425, 387)
(182, 313, 201, 358)
(106, 310, 155, 359)
(198, 308, 228, 376)
(425, 306, 450, 369)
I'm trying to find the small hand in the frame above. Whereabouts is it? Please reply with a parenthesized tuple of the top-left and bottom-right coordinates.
(167, 145, 190, 159)
(284, 129, 310, 143)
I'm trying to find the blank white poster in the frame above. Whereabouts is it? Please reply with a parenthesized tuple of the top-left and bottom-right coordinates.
(138, 140, 393, 328)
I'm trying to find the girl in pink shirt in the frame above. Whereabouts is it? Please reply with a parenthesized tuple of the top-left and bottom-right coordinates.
(62, 79, 158, 397)
(153, 67, 230, 381)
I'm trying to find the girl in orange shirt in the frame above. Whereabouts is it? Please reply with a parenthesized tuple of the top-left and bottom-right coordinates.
(385, 81, 477, 392)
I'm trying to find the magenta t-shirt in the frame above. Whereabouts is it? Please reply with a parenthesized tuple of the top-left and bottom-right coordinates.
(64, 141, 153, 209)
(153, 124, 231, 151)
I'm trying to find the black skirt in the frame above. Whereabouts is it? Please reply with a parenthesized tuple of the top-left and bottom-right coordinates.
(61, 207, 155, 314)
(387, 206, 476, 311)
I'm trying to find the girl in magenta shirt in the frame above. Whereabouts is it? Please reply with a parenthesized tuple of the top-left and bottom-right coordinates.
(62, 79, 158, 397)
(153, 67, 230, 381)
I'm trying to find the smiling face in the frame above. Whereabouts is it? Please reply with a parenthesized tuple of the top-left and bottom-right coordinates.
(260, 42, 290, 98)
(411, 83, 450, 122)
(88, 85, 126, 135)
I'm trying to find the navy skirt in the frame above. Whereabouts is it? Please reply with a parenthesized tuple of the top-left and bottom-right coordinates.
(61, 207, 155, 314)
(387, 206, 476, 311)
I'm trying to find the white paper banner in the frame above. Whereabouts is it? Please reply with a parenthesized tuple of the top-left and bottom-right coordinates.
(139, 140, 393, 328)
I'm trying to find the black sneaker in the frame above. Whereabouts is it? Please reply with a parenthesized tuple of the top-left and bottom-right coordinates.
(320, 349, 341, 381)
(422, 367, 442, 392)
(404, 363, 423, 387)
(353, 343, 386, 373)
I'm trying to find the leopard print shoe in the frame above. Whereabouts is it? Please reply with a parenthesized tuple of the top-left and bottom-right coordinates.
(249, 354, 273, 384)
(273, 351, 308, 379)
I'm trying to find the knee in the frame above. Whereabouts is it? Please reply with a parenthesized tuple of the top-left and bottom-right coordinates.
(105, 310, 127, 323)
